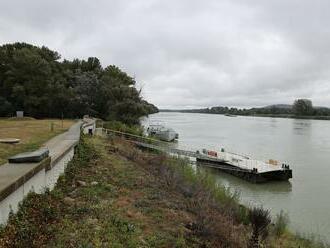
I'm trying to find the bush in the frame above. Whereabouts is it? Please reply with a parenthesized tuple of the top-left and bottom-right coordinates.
(102, 121, 144, 136)
(273, 210, 289, 237)
(249, 206, 271, 247)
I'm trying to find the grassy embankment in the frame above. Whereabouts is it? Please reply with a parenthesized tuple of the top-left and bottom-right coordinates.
(0, 118, 75, 165)
(0, 133, 328, 247)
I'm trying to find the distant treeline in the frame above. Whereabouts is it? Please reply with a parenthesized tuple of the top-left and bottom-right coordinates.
(162, 99, 330, 118)
(0, 42, 158, 125)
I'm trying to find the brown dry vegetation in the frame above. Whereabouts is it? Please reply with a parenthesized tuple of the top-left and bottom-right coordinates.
(0, 135, 328, 248)
(0, 118, 75, 164)
(0, 136, 249, 247)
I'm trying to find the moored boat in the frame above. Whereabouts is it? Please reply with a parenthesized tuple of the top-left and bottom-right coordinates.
(147, 124, 179, 142)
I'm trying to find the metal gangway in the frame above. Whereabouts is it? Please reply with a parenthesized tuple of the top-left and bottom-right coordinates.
(98, 128, 198, 157)
(96, 128, 253, 173)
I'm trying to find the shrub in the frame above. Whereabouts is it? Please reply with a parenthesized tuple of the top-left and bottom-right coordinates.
(62, 134, 98, 183)
(249, 206, 271, 248)
(273, 210, 289, 237)
(102, 120, 144, 136)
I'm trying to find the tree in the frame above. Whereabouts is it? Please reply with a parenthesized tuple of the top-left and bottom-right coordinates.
(100, 65, 155, 125)
(0, 42, 158, 123)
(292, 99, 313, 116)
(0, 97, 13, 116)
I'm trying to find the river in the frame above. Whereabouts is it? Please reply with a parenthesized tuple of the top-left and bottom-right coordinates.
(143, 112, 330, 241)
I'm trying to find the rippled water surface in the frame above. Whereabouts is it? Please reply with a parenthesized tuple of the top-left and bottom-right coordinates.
(144, 112, 330, 241)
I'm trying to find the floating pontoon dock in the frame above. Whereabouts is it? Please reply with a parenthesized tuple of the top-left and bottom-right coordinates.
(196, 150, 292, 183)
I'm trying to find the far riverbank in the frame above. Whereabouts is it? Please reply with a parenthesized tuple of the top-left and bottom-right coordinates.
(160, 110, 330, 120)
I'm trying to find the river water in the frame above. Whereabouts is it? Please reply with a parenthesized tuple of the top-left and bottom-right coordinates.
(144, 112, 330, 241)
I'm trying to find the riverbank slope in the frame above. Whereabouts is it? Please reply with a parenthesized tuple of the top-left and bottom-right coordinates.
(0, 135, 327, 247)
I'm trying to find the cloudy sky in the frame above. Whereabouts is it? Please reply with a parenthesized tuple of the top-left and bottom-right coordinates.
(1, 0, 330, 109)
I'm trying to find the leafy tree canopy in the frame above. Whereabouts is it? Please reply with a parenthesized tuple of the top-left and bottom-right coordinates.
(0, 42, 158, 125)
(292, 99, 313, 116)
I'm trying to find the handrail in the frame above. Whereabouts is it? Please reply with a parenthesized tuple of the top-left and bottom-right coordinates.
(100, 127, 289, 172)
(101, 128, 176, 147)
(100, 127, 228, 163)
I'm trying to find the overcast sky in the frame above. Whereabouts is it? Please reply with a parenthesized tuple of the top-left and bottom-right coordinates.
(1, 0, 330, 109)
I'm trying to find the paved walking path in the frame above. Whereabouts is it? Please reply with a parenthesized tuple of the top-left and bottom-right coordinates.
(43, 120, 82, 162)
(0, 120, 83, 200)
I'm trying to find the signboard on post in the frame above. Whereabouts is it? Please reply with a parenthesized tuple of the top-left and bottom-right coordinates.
(16, 111, 24, 118)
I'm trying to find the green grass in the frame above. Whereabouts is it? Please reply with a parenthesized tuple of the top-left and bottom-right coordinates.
(98, 120, 144, 136)
(0, 118, 75, 164)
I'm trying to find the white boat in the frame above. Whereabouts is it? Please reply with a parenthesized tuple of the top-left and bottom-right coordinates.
(147, 124, 179, 142)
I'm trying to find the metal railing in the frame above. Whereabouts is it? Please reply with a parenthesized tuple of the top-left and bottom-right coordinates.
(98, 127, 289, 173)
(98, 128, 227, 161)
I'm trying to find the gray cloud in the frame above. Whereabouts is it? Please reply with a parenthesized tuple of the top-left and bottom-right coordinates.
(1, 0, 330, 108)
